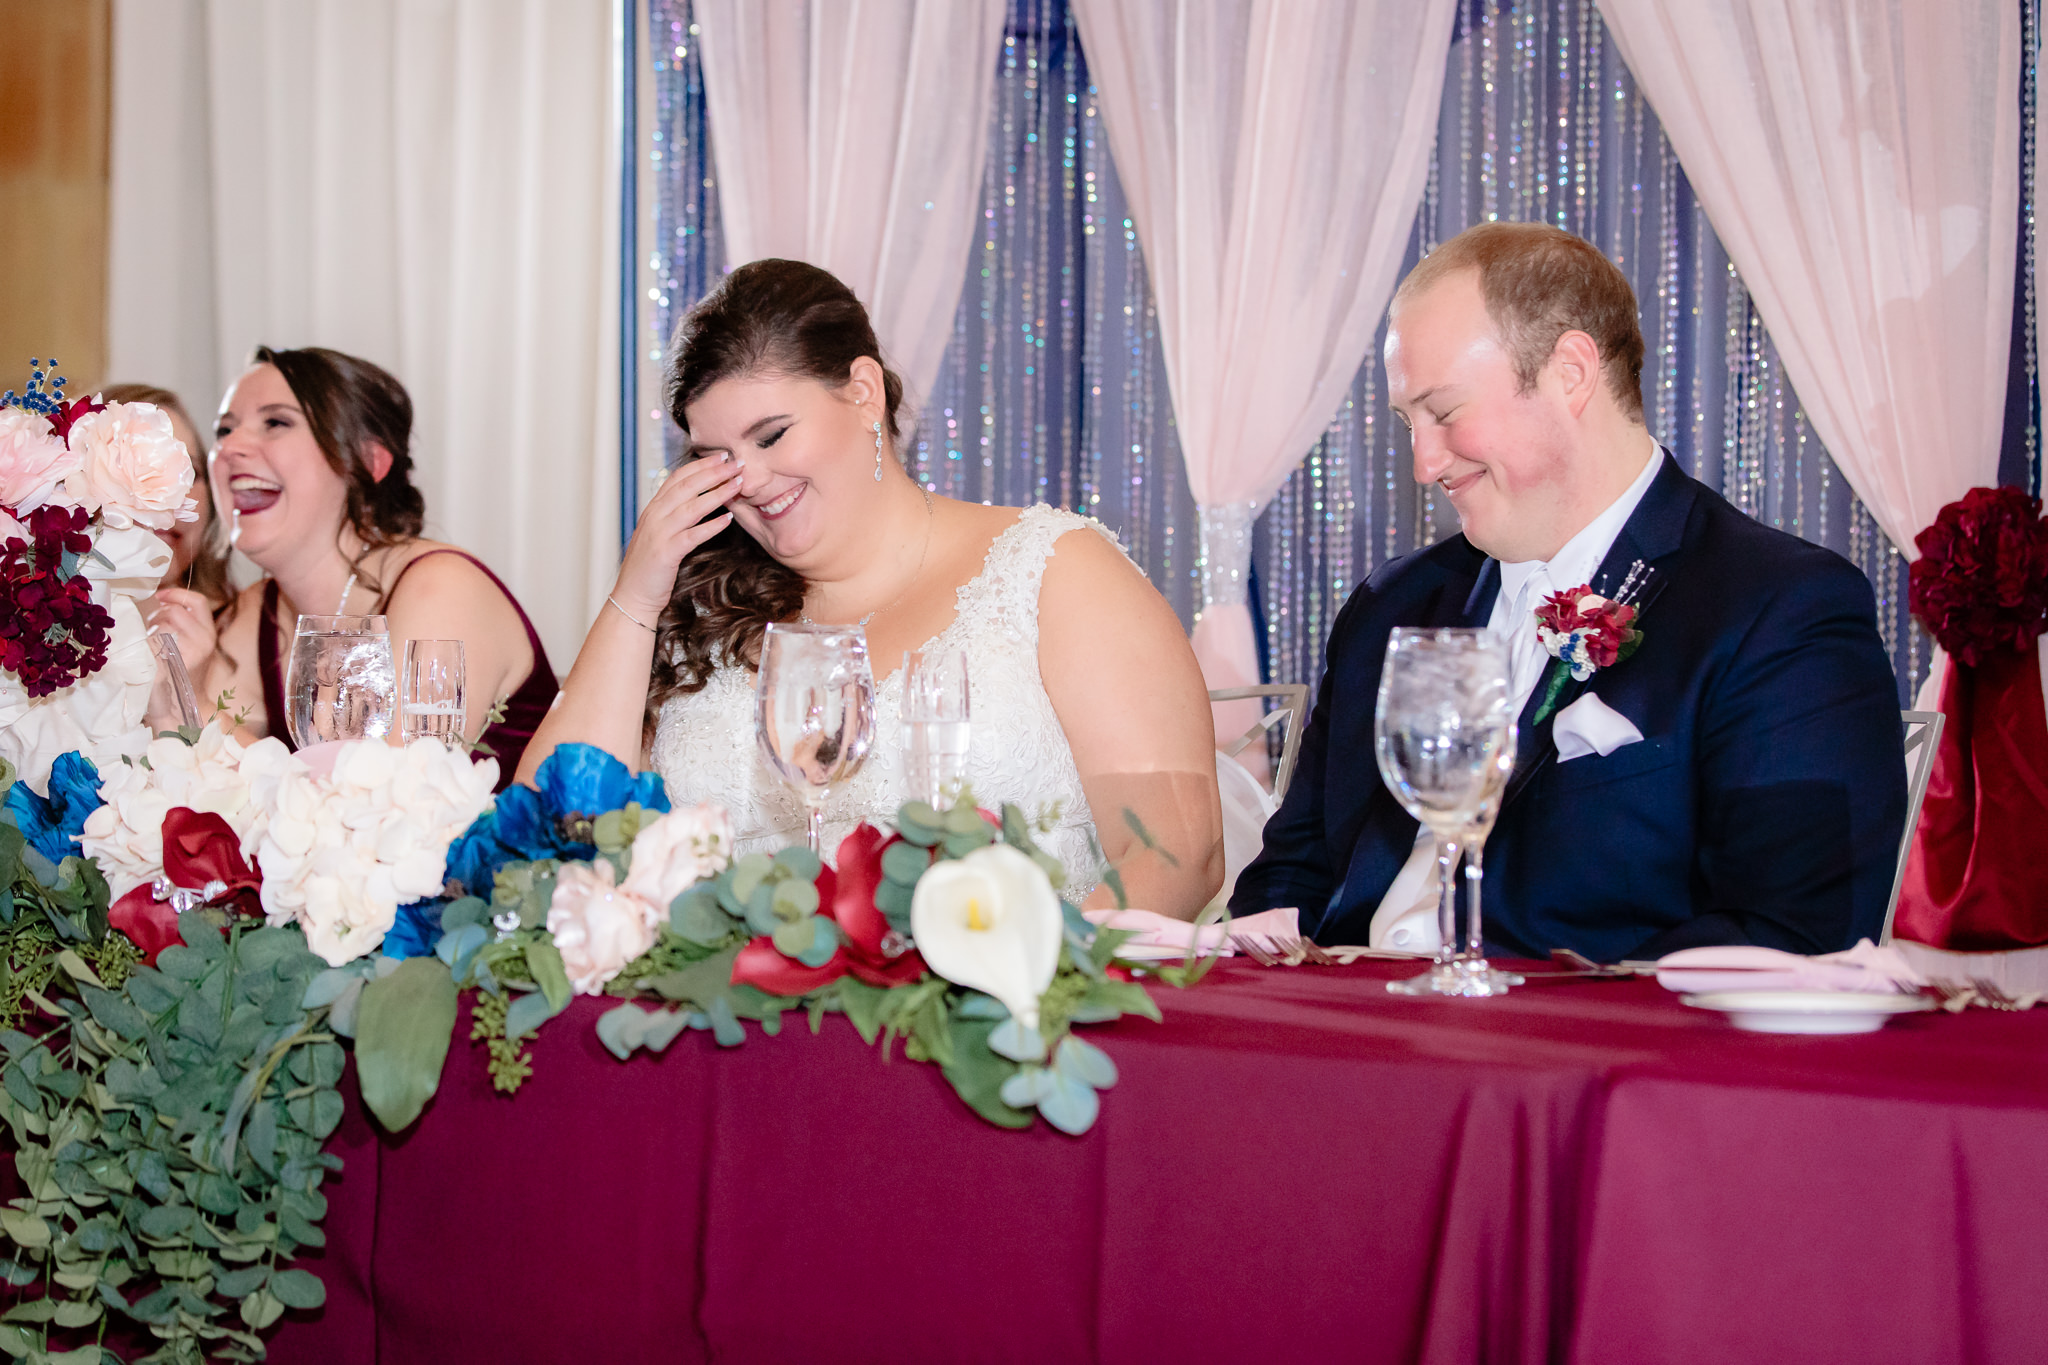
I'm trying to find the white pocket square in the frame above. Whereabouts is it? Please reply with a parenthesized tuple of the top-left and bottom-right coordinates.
(1552, 692, 1644, 762)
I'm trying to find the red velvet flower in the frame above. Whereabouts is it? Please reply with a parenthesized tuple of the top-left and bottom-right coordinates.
(0, 503, 114, 697)
(108, 808, 264, 964)
(1910, 487, 2048, 668)
(730, 824, 930, 997)
(44, 394, 105, 445)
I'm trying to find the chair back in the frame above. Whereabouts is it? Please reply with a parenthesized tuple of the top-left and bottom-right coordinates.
(1208, 684, 1309, 803)
(1879, 709, 1945, 945)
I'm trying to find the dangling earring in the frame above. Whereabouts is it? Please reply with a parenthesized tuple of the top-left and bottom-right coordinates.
(873, 421, 885, 482)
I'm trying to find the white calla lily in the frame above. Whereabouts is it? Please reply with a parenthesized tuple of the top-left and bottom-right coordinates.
(909, 843, 1063, 1029)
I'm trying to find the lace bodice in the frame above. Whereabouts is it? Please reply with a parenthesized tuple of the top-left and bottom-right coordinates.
(649, 505, 1121, 899)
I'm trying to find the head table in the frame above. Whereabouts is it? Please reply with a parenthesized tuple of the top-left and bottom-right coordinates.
(264, 958, 2048, 1365)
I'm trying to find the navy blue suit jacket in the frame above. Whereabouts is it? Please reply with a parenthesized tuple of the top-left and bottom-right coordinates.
(1230, 453, 1908, 962)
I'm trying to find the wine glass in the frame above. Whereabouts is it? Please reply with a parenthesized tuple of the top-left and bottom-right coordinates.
(400, 639, 466, 745)
(285, 614, 396, 749)
(1455, 722, 1520, 994)
(757, 623, 876, 854)
(1372, 627, 1515, 998)
(901, 647, 970, 810)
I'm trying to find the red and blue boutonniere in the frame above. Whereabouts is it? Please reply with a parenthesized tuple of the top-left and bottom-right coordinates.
(1530, 561, 1652, 724)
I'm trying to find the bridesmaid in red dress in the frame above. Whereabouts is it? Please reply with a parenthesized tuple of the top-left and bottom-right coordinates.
(151, 346, 556, 789)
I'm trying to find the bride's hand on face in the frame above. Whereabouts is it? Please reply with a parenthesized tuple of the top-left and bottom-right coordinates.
(612, 454, 745, 620)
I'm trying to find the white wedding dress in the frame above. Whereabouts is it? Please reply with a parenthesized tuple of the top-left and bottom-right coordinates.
(648, 505, 1118, 899)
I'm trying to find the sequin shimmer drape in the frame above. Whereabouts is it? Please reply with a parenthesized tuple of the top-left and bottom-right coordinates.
(644, 0, 2043, 704)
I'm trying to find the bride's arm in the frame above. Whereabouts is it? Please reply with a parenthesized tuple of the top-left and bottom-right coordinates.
(515, 455, 743, 784)
(1038, 529, 1223, 920)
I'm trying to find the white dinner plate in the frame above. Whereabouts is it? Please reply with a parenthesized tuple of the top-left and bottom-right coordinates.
(1679, 989, 1934, 1035)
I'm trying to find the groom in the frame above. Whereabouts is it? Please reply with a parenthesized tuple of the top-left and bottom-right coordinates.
(1231, 223, 1906, 961)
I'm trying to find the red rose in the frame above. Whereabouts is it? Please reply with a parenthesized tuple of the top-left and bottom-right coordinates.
(1909, 487, 2048, 667)
(730, 823, 929, 996)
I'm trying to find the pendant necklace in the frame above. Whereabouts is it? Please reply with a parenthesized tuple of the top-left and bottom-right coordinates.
(800, 487, 934, 629)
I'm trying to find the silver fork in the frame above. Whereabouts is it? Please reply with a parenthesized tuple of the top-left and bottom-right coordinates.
(1927, 977, 1978, 1012)
(1972, 978, 2024, 1011)
(1229, 933, 1281, 967)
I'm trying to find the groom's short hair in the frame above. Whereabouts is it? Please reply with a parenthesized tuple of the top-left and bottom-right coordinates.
(1395, 222, 1646, 422)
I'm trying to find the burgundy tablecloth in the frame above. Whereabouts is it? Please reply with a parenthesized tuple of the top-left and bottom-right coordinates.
(265, 962, 2048, 1365)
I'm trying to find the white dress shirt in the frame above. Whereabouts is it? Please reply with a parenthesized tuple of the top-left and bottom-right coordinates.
(1368, 440, 1664, 951)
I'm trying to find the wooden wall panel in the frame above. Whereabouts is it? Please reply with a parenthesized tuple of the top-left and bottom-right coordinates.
(0, 0, 111, 391)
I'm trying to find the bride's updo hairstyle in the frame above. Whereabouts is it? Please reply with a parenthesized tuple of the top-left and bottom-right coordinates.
(651, 259, 906, 711)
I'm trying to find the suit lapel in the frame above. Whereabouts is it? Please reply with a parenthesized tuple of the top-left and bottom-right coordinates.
(1499, 452, 1695, 810)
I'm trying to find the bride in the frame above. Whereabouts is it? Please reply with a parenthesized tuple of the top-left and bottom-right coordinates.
(520, 259, 1221, 917)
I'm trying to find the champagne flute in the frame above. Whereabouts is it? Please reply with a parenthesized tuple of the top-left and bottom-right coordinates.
(143, 631, 202, 735)
(401, 639, 466, 744)
(901, 647, 970, 810)
(1372, 627, 1515, 998)
(285, 614, 395, 749)
(757, 623, 876, 854)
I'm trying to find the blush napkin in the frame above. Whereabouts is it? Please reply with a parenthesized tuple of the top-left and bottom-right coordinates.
(1654, 939, 1925, 995)
(1082, 906, 1299, 960)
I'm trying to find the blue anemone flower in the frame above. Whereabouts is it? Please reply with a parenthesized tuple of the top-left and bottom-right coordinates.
(4, 752, 104, 866)
(440, 744, 669, 898)
(383, 898, 447, 961)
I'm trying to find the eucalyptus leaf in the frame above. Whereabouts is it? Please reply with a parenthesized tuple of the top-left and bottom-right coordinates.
(1054, 1034, 1118, 1089)
(268, 1267, 326, 1309)
(987, 1017, 1046, 1064)
(523, 941, 572, 1013)
(881, 842, 932, 887)
(1035, 1068, 1103, 1135)
(939, 1019, 1032, 1130)
(595, 1003, 652, 1061)
(441, 896, 489, 933)
(299, 968, 356, 1012)
(770, 845, 821, 881)
(353, 957, 458, 1132)
(671, 886, 737, 946)
(503, 990, 560, 1042)
(239, 1287, 285, 1330)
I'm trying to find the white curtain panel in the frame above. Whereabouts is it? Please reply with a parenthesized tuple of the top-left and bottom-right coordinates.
(1600, 0, 2019, 562)
(693, 0, 1007, 416)
(106, 0, 619, 669)
(1069, 0, 1460, 715)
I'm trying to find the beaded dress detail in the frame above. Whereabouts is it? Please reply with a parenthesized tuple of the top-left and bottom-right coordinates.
(650, 506, 1118, 899)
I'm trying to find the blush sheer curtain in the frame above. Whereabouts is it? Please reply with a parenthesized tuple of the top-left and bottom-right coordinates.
(1599, 0, 2019, 564)
(692, 0, 1008, 415)
(1068, 0, 1459, 725)
(106, 0, 620, 668)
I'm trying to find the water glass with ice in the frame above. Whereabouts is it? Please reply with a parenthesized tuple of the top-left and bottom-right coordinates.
(285, 614, 396, 749)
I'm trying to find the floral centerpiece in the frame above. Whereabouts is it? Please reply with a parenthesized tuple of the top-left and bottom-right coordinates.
(0, 360, 197, 796)
(0, 727, 1199, 1362)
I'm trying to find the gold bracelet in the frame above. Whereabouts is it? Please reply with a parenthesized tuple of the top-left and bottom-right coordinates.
(606, 594, 655, 632)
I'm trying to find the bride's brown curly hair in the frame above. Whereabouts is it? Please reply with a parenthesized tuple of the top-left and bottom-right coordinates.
(647, 259, 905, 722)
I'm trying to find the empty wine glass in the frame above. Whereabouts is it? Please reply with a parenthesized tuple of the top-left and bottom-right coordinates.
(1373, 627, 1515, 998)
(285, 614, 395, 749)
(757, 623, 876, 854)
(901, 647, 970, 810)
(401, 639, 466, 745)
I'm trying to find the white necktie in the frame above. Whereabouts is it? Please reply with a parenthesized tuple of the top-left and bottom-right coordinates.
(1505, 566, 1554, 712)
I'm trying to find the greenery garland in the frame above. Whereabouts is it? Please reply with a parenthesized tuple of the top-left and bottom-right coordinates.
(0, 743, 1205, 1363)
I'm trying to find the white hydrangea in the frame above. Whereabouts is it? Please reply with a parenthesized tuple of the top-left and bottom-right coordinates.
(255, 740, 500, 966)
(77, 721, 295, 900)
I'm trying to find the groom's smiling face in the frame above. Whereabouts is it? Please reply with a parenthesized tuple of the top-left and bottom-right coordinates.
(1385, 270, 1580, 564)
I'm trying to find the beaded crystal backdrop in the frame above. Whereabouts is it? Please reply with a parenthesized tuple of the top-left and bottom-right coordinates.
(643, 0, 2033, 704)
